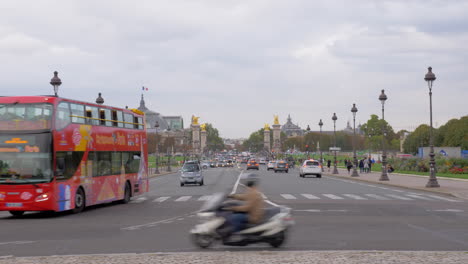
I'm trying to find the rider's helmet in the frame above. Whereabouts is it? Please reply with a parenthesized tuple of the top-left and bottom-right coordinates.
(242, 173, 259, 187)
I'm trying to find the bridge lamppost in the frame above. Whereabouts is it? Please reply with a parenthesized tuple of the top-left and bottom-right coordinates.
(332, 113, 339, 174)
(424, 67, 440, 188)
(154, 121, 160, 174)
(166, 127, 172, 172)
(50, 71, 62, 97)
(318, 119, 324, 172)
(351, 104, 359, 177)
(379, 89, 389, 181)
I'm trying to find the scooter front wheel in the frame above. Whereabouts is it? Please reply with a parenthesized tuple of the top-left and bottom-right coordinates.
(191, 233, 214, 248)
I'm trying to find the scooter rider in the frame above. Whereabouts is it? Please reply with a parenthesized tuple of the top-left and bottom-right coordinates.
(225, 174, 265, 233)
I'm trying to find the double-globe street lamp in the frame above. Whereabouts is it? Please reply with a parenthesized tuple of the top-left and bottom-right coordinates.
(318, 119, 324, 172)
(154, 121, 160, 174)
(424, 67, 440, 188)
(379, 89, 389, 181)
(332, 113, 339, 174)
(351, 104, 359, 177)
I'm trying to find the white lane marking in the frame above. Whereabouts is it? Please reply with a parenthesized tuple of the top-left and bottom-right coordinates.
(423, 194, 461, 202)
(280, 194, 297, 200)
(153, 197, 170, 203)
(385, 194, 413, 200)
(122, 211, 196, 230)
(301, 194, 320, 199)
(365, 194, 390, 200)
(428, 209, 464, 213)
(322, 194, 344, 200)
(198, 195, 212, 201)
(175, 196, 191, 202)
(231, 170, 245, 195)
(295, 209, 349, 213)
(406, 194, 435, 201)
(343, 194, 368, 200)
(0, 241, 35, 246)
(130, 197, 147, 203)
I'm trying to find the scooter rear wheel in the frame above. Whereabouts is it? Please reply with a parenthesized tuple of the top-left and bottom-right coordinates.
(269, 231, 285, 248)
(192, 233, 214, 248)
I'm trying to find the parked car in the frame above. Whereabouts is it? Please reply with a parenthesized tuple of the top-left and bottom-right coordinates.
(299, 159, 322, 178)
(274, 160, 289, 173)
(180, 161, 204, 186)
(246, 159, 260, 170)
(259, 158, 267, 165)
(267, 160, 276, 171)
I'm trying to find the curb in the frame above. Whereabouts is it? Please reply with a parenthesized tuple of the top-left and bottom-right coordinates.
(324, 172, 467, 199)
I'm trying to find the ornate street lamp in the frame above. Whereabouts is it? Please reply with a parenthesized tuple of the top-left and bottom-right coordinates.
(154, 121, 160, 174)
(50, 71, 62, 97)
(332, 113, 339, 174)
(424, 67, 440, 187)
(351, 104, 359, 177)
(167, 126, 172, 172)
(379, 89, 389, 181)
(318, 119, 324, 172)
(96, 93, 104, 105)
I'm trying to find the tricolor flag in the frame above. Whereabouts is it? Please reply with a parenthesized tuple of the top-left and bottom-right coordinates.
(142, 86, 148, 91)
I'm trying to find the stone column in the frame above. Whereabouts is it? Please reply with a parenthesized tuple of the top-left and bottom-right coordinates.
(200, 129, 207, 156)
(272, 124, 281, 154)
(264, 129, 271, 153)
(191, 124, 201, 156)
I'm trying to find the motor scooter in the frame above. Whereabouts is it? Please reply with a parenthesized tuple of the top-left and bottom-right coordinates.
(190, 192, 294, 248)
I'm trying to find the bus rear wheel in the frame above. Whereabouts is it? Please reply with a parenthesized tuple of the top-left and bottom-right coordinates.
(120, 182, 132, 204)
(72, 188, 86, 214)
(9, 211, 25, 217)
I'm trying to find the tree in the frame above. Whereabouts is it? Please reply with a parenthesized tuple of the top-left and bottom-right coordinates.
(403, 124, 430, 154)
(361, 114, 398, 151)
(205, 123, 225, 151)
(436, 116, 468, 149)
(243, 128, 265, 153)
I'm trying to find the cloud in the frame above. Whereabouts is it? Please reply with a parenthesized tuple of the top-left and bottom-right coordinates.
(0, 0, 466, 138)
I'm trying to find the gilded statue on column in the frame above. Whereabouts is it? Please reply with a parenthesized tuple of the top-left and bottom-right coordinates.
(264, 123, 270, 131)
(273, 115, 280, 125)
(200, 123, 207, 131)
(191, 115, 200, 125)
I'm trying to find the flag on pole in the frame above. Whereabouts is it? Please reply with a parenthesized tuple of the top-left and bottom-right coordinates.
(142, 86, 148, 91)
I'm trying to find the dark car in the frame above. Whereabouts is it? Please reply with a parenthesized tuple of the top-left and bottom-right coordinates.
(246, 159, 259, 170)
(274, 160, 289, 173)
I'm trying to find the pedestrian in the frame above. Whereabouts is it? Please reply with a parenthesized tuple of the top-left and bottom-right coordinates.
(387, 164, 395, 173)
(359, 159, 364, 173)
(346, 160, 353, 174)
(363, 158, 369, 173)
(343, 159, 347, 167)
(368, 157, 372, 172)
(327, 159, 331, 172)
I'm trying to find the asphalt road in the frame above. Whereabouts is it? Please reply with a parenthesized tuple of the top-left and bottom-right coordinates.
(1, 165, 468, 257)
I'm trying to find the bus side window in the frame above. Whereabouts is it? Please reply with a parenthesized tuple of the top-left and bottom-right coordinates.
(124, 113, 133, 129)
(55, 102, 71, 130)
(137, 117, 144, 130)
(55, 151, 84, 180)
(117, 111, 124, 128)
(70, 104, 85, 124)
(133, 116, 139, 129)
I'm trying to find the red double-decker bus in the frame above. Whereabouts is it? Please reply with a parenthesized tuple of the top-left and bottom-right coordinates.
(0, 95, 148, 216)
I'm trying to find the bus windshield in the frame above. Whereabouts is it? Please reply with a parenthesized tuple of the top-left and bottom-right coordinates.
(0, 103, 53, 131)
(0, 133, 52, 184)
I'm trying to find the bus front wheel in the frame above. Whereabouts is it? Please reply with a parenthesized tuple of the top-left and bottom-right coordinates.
(72, 188, 86, 214)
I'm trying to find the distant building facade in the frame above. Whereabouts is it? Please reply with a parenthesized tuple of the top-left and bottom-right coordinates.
(137, 94, 184, 133)
(281, 114, 304, 137)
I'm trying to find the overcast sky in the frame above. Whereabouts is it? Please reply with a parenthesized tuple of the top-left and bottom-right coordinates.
(1, 0, 467, 138)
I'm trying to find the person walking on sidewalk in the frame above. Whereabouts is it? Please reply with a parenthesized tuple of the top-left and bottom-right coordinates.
(359, 159, 364, 173)
(363, 158, 369, 173)
(346, 160, 353, 174)
(327, 160, 331, 172)
(368, 157, 372, 172)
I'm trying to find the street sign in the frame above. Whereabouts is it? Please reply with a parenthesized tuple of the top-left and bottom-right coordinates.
(329, 147, 341, 151)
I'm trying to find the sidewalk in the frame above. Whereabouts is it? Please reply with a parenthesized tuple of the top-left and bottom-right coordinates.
(148, 167, 179, 178)
(1, 251, 467, 264)
(324, 167, 468, 200)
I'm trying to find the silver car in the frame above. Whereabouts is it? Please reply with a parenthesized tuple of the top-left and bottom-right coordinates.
(299, 160, 322, 178)
(180, 161, 204, 186)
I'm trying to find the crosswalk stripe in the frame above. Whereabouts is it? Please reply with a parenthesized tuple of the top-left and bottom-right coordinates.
(301, 194, 320, 199)
(406, 194, 435, 201)
(385, 194, 413, 200)
(130, 197, 147, 203)
(322, 194, 344, 200)
(423, 194, 460, 202)
(280, 194, 297, 199)
(365, 194, 390, 200)
(153, 196, 170, 203)
(198, 195, 212, 201)
(175, 196, 192, 202)
(343, 194, 367, 200)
